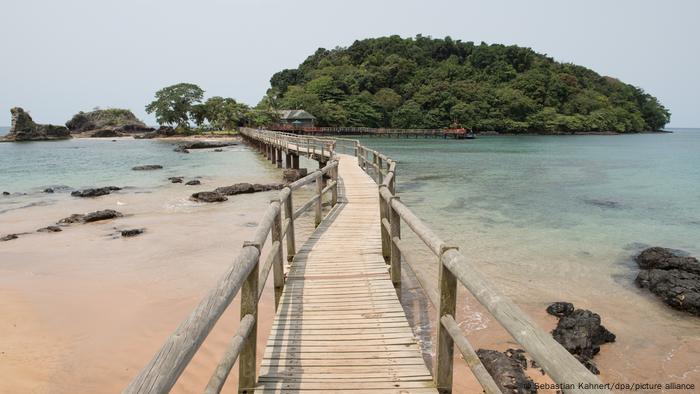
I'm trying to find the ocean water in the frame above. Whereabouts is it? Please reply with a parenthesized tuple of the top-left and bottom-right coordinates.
(0, 132, 280, 193)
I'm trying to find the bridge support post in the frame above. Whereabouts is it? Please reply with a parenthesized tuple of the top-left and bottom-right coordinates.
(389, 197, 401, 287)
(271, 199, 285, 309)
(276, 148, 283, 168)
(314, 173, 323, 227)
(291, 154, 299, 169)
(436, 245, 458, 394)
(285, 152, 292, 168)
(270, 147, 277, 164)
(238, 246, 259, 393)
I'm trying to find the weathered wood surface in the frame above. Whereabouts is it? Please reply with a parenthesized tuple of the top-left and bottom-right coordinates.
(255, 154, 437, 393)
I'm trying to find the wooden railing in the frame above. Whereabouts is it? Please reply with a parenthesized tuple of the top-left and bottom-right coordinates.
(127, 128, 610, 394)
(124, 131, 339, 394)
(354, 141, 611, 394)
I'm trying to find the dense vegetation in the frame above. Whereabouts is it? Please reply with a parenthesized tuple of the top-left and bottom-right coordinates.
(266, 35, 670, 133)
(146, 83, 275, 131)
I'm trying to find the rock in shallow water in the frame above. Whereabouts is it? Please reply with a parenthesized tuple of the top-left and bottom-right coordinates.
(191, 191, 227, 202)
(476, 348, 537, 394)
(132, 165, 163, 171)
(57, 210, 123, 225)
(2, 191, 9, 196)
(37, 225, 62, 233)
(546, 302, 574, 317)
(121, 228, 144, 237)
(214, 183, 283, 196)
(635, 247, 700, 316)
(168, 177, 184, 183)
(548, 303, 615, 374)
(71, 186, 121, 198)
(185, 180, 201, 186)
(1, 234, 19, 241)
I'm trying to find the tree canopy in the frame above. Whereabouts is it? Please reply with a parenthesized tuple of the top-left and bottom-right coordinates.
(146, 83, 204, 129)
(265, 35, 670, 133)
(146, 83, 277, 131)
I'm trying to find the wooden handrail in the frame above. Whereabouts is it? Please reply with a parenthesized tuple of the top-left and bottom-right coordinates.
(126, 129, 341, 394)
(356, 135, 611, 394)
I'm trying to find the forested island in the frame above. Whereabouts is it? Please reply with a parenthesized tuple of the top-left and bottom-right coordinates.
(264, 35, 670, 133)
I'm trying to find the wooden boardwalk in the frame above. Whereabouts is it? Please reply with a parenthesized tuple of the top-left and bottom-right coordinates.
(255, 154, 437, 393)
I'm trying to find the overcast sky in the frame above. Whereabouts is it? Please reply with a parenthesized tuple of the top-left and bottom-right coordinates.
(1, 0, 698, 127)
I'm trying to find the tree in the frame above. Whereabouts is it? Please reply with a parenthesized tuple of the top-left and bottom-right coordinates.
(146, 83, 204, 129)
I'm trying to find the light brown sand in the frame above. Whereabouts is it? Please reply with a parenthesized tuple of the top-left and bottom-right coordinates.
(0, 174, 318, 393)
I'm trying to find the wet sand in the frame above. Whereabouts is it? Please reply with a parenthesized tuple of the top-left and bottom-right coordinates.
(0, 168, 318, 393)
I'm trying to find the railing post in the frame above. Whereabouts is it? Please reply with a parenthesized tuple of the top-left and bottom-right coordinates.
(436, 245, 458, 394)
(238, 243, 259, 394)
(389, 197, 401, 287)
(377, 156, 384, 184)
(314, 173, 323, 227)
(284, 189, 296, 262)
(331, 164, 338, 206)
(270, 199, 285, 309)
(379, 187, 390, 263)
(353, 141, 358, 157)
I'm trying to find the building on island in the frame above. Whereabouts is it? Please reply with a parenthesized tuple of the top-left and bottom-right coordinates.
(277, 110, 316, 128)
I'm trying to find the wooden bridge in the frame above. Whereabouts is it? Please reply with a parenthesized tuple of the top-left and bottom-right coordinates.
(268, 125, 473, 139)
(124, 129, 610, 394)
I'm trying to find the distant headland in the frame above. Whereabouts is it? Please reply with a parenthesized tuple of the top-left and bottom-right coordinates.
(2, 35, 673, 141)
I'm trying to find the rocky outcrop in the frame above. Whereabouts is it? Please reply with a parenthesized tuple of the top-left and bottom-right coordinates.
(283, 168, 308, 182)
(1, 234, 19, 241)
(168, 177, 184, 183)
(134, 126, 177, 139)
(37, 225, 62, 233)
(173, 140, 238, 153)
(132, 165, 163, 171)
(476, 349, 537, 394)
(71, 186, 121, 198)
(2, 107, 71, 141)
(185, 180, 201, 186)
(547, 303, 615, 374)
(121, 228, 144, 237)
(57, 210, 123, 225)
(191, 191, 228, 203)
(65, 109, 152, 135)
(635, 247, 700, 316)
(214, 183, 284, 196)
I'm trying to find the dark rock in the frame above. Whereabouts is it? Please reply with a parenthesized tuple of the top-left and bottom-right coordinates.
(2, 191, 9, 195)
(3, 107, 71, 141)
(83, 209, 123, 223)
(191, 191, 228, 202)
(550, 306, 615, 374)
(89, 128, 123, 138)
(476, 349, 537, 394)
(44, 188, 54, 193)
(213, 148, 223, 152)
(546, 302, 575, 317)
(283, 168, 308, 182)
(37, 225, 62, 233)
(635, 247, 700, 316)
(176, 141, 238, 150)
(57, 214, 86, 225)
(1, 234, 19, 242)
(121, 228, 144, 237)
(214, 183, 283, 196)
(584, 198, 622, 209)
(185, 180, 201, 186)
(135, 126, 176, 139)
(168, 177, 184, 183)
(132, 165, 163, 171)
(635, 247, 700, 274)
(66, 109, 151, 133)
(173, 146, 190, 153)
(71, 186, 121, 198)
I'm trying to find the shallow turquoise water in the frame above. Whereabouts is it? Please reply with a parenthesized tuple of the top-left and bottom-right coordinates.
(0, 136, 277, 193)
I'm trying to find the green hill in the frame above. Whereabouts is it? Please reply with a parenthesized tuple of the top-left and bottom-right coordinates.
(264, 35, 670, 133)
